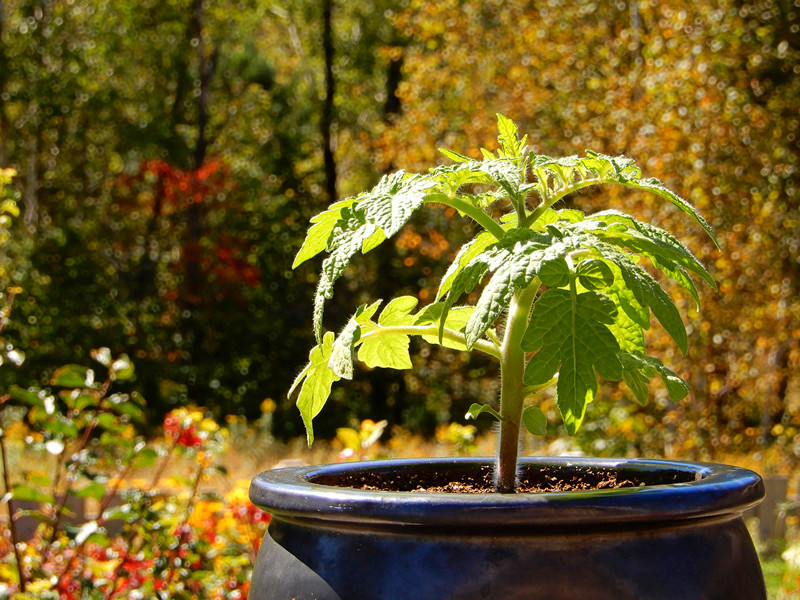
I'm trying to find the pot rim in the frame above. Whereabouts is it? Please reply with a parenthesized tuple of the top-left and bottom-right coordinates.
(249, 457, 764, 528)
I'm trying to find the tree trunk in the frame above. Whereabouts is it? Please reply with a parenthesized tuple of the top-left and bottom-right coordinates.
(321, 0, 337, 203)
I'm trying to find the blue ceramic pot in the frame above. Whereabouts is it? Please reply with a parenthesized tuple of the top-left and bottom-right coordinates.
(248, 457, 765, 599)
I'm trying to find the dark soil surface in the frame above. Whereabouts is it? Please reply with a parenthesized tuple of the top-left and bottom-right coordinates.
(312, 465, 642, 494)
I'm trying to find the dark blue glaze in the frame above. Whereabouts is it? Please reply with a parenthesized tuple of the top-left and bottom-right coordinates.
(249, 457, 766, 600)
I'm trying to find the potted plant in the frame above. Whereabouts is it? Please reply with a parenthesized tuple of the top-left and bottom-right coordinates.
(249, 116, 765, 599)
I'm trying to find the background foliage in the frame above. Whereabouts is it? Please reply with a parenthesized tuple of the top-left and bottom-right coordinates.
(0, 0, 797, 456)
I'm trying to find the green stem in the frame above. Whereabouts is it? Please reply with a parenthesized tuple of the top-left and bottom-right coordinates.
(425, 194, 506, 240)
(495, 281, 539, 493)
(521, 376, 558, 398)
(358, 325, 502, 360)
(528, 178, 607, 224)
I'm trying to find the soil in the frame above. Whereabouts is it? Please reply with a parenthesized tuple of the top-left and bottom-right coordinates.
(312, 464, 643, 494)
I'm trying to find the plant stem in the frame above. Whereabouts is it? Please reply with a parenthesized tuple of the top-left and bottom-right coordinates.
(358, 325, 502, 359)
(495, 281, 538, 493)
(425, 194, 506, 240)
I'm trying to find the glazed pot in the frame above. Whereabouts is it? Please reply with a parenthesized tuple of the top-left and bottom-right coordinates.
(248, 457, 765, 600)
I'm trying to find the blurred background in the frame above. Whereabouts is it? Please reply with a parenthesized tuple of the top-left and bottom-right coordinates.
(0, 0, 797, 461)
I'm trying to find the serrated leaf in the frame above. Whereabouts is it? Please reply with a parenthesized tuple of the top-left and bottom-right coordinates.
(460, 229, 588, 347)
(614, 255, 688, 354)
(651, 256, 701, 310)
(622, 177, 718, 248)
(293, 199, 356, 268)
(313, 209, 376, 341)
(465, 402, 504, 422)
(532, 151, 717, 250)
(474, 158, 524, 202)
(522, 289, 622, 434)
(586, 242, 688, 354)
(437, 231, 497, 301)
(621, 363, 651, 405)
(496, 113, 527, 158)
(618, 352, 689, 405)
(522, 406, 547, 435)
(439, 147, 472, 163)
(587, 210, 715, 290)
(290, 332, 340, 446)
(311, 173, 436, 341)
(50, 365, 94, 388)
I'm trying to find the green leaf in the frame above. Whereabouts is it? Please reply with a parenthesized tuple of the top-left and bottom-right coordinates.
(522, 289, 623, 434)
(96, 412, 126, 434)
(521, 406, 547, 436)
(132, 448, 159, 469)
(496, 113, 527, 158)
(110, 355, 135, 381)
(9, 385, 45, 409)
(107, 394, 145, 423)
(50, 365, 94, 388)
(601, 263, 647, 354)
(328, 307, 366, 380)
(538, 256, 570, 288)
(416, 304, 475, 351)
(378, 296, 418, 326)
(461, 229, 588, 347)
(289, 332, 340, 446)
(313, 209, 377, 342)
(311, 172, 436, 341)
(531, 151, 717, 250)
(622, 177, 719, 248)
(618, 352, 689, 405)
(75, 482, 106, 500)
(576, 259, 614, 290)
(358, 334, 412, 370)
(12, 484, 54, 504)
(582, 241, 688, 355)
(465, 402, 504, 422)
(437, 258, 490, 343)
(437, 230, 498, 301)
(44, 416, 78, 438)
(292, 198, 356, 269)
(438, 147, 472, 163)
(587, 210, 715, 290)
(358, 297, 418, 370)
(529, 208, 585, 230)
(614, 256, 688, 354)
